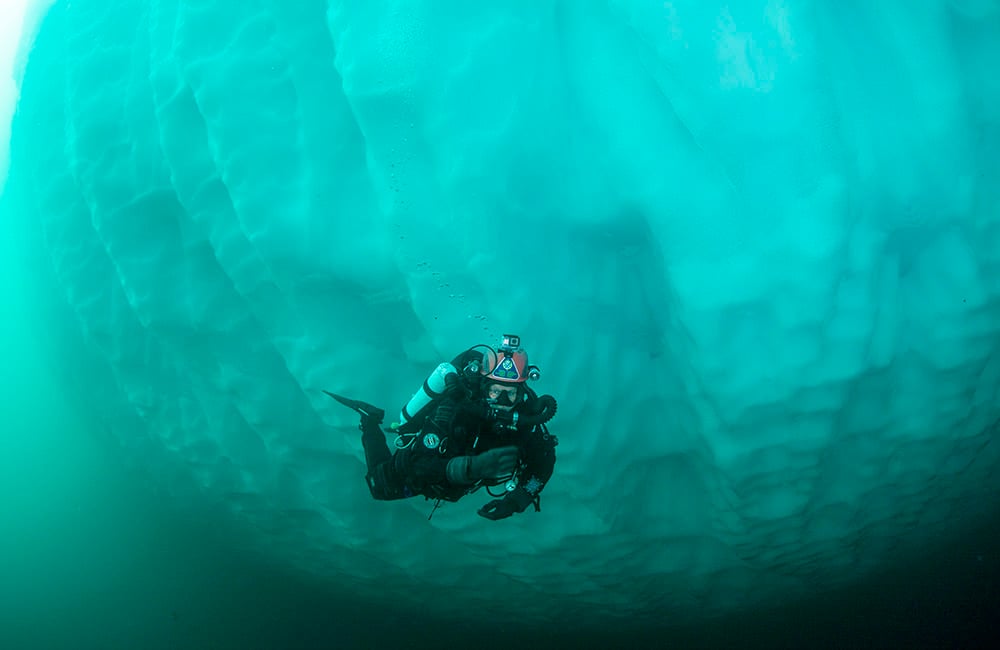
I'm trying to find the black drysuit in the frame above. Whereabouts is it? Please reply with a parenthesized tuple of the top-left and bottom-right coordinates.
(361, 395, 557, 513)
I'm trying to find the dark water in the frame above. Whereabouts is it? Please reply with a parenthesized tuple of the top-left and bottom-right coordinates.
(2, 380, 997, 650)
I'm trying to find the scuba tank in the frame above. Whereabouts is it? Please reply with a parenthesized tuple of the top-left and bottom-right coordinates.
(390, 344, 490, 433)
(393, 362, 459, 433)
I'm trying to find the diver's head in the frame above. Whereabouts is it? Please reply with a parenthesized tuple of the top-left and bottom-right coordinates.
(479, 334, 540, 410)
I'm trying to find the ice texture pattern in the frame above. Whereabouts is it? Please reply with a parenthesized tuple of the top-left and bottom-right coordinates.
(4, 0, 1000, 629)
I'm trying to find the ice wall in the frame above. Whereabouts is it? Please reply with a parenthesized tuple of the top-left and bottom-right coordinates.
(4, 0, 1000, 630)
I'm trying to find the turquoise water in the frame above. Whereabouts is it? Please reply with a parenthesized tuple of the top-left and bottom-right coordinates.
(3, 0, 1000, 647)
(1, 162, 998, 645)
(2, 130, 997, 649)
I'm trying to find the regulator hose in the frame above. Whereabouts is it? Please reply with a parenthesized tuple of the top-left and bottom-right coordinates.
(515, 394, 558, 427)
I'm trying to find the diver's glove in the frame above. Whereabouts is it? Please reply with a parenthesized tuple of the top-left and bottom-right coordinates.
(478, 486, 535, 521)
(446, 446, 519, 485)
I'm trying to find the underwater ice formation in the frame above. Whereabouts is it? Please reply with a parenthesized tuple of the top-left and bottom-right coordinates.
(4, 0, 1000, 628)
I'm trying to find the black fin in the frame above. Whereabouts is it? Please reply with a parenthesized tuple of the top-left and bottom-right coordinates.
(323, 390, 385, 422)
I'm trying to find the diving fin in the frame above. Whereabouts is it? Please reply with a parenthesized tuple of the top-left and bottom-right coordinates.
(323, 390, 385, 423)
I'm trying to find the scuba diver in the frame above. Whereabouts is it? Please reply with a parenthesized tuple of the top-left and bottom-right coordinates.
(326, 334, 558, 520)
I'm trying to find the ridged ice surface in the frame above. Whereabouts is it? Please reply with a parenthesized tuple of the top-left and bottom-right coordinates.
(4, 0, 1000, 629)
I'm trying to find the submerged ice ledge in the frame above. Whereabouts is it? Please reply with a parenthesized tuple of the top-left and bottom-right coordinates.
(4, 0, 1000, 625)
